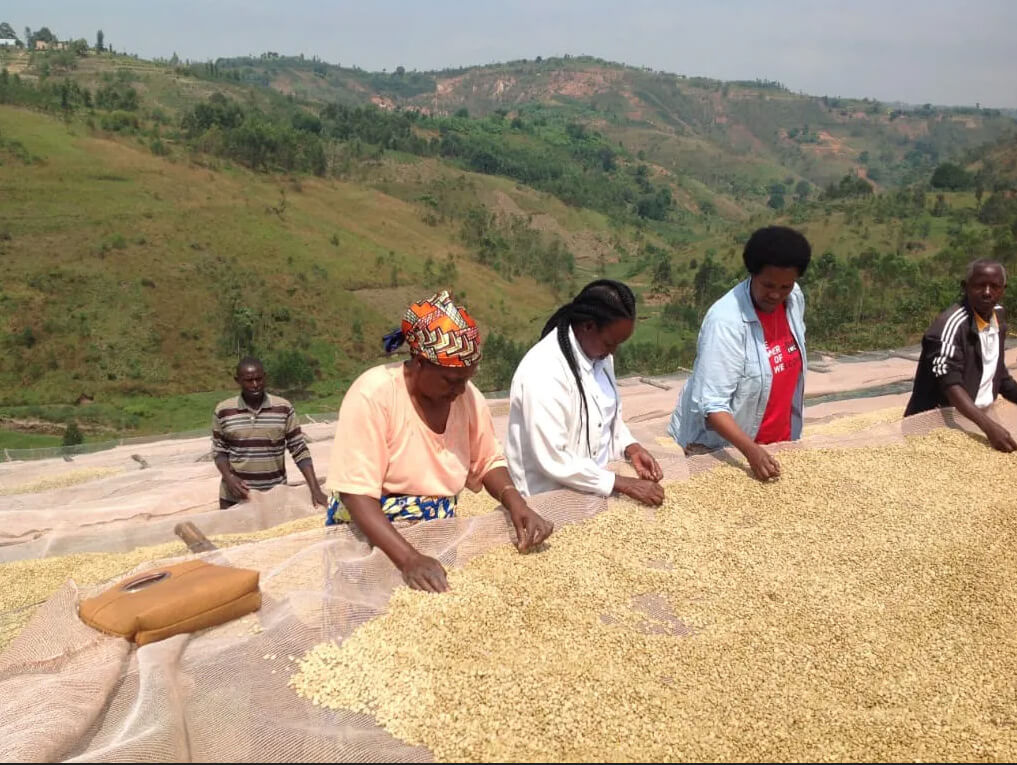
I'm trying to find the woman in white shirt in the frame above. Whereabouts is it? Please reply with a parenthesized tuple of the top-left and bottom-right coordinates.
(506, 280, 665, 506)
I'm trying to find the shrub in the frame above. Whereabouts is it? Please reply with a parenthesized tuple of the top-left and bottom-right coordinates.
(62, 421, 84, 447)
(100, 110, 139, 132)
(930, 162, 973, 191)
(267, 348, 316, 390)
(13, 326, 36, 347)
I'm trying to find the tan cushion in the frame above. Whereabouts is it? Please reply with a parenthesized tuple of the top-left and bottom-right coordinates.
(79, 560, 261, 644)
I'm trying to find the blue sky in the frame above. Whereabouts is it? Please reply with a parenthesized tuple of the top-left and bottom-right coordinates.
(5, 0, 1015, 107)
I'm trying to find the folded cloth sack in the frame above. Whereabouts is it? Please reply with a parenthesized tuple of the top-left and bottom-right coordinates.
(78, 560, 261, 645)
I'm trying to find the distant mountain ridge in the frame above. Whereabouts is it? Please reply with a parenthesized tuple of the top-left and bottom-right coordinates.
(203, 53, 1014, 194)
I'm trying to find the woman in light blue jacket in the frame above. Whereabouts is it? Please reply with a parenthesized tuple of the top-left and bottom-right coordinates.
(668, 226, 811, 481)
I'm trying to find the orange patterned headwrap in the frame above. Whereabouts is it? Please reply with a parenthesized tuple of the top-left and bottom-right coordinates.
(382, 290, 482, 367)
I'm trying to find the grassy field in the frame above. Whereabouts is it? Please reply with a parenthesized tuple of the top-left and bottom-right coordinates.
(0, 431, 63, 450)
(0, 104, 587, 439)
(0, 387, 346, 452)
(0, 106, 567, 388)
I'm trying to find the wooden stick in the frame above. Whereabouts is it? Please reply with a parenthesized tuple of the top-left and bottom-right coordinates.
(174, 521, 218, 553)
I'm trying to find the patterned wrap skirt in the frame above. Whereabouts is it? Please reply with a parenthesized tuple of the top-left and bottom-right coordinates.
(326, 491, 457, 526)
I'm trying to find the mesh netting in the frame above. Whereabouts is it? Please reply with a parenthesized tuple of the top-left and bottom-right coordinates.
(2, 403, 1015, 761)
(0, 425, 339, 561)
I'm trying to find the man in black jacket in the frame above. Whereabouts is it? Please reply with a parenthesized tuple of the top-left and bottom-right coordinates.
(905, 259, 1017, 452)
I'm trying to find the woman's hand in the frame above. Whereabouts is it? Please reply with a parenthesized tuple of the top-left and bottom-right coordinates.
(625, 443, 663, 481)
(343, 492, 450, 591)
(399, 552, 449, 593)
(746, 444, 781, 481)
(483, 467, 554, 553)
(704, 412, 782, 482)
(506, 503, 554, 552)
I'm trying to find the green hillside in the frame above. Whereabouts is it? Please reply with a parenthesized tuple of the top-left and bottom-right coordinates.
(1, 45, 1016, 447)
(211, 54, 1015, 196)
(0, 107, 568, 387)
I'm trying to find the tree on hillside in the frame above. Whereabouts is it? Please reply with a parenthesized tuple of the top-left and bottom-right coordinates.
(291, 110, 322, 134)
(95, 83, 139, 110)
(96, 29, 104, 52)
(34, 26, 56, 44)
(651, 252, 672, 289)
(636, 187, 672, 220)
(24, 27, 31, 46)
(634, 163, 651, 191)
(62, 421, 84, 448)
(267, 348, 316, 390)
(767, 182, 786, 209)
(181, 92, 244, 136)
(49, 49, 78, 72)
(930, 162, 973, 190)
(693, 252, 730, 313)
(978, 193, 1017, 226)
(824, 174, 873, 200)
(662, 295, 699, 330)
(0, 22, 19, 42)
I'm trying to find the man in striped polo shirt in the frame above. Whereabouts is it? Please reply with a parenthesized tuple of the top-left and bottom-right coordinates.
(212, 357, 328, 509)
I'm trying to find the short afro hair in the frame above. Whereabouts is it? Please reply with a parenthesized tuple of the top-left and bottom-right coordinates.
(235, 356, 264, 377)
(742, 226, 812, 276)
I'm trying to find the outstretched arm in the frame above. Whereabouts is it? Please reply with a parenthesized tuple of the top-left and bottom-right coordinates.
(944, 384, 1017, 452)
(482, 466, 554, 552)
(295, 458, 328, 507)
(341, 492, 449, 592)
(214, 454, 250, 500)
(706, 411, 782, 480)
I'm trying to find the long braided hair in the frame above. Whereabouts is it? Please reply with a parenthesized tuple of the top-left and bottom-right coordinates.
(540, 279, 636, 457)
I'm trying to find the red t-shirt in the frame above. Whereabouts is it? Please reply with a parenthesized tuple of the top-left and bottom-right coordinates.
(755, 304, 802, 444)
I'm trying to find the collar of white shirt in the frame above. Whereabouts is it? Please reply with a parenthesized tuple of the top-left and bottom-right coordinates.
(568, 326, 599, 374)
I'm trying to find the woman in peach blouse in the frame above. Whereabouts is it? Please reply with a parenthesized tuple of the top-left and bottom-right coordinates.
(325, 291, 553, 593)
